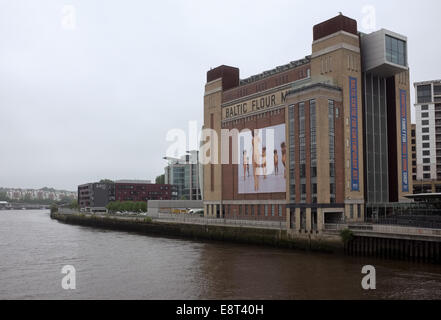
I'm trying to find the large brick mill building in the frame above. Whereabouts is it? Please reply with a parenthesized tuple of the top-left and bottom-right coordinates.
(202, 14, 412, 235)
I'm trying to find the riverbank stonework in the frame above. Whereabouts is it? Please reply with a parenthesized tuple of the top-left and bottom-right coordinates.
(50, 213, 343, 253)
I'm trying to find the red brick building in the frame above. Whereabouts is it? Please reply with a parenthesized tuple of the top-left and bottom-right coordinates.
(114, 180, 177, 202)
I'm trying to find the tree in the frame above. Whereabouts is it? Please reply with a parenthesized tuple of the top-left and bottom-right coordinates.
(106, 201, 147, 213)
(99, 179, 114, 184)
(60, 195, 73, 205)
(134, 201, 147, 213)
(69, 200, 79, 209)
(155, 174, 165, 184)
(0, 191, 8, 201)
(50, 204, 58, 214)
(340, 229, 354, 243)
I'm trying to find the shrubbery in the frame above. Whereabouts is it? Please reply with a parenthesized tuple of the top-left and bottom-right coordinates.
(106, 201, 147, 214)
(50, 204, 58, 214)
(69, 200, 79, 209)
(340, 228, 354, 243)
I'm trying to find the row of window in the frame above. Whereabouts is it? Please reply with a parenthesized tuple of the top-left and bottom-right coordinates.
(310, 100, 317, 203)
(228, 204, 284, 217)
(287, 99, 336, 204)
(329, 100, 336, 202)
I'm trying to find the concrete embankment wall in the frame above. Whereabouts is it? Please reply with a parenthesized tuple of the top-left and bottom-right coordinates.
(346, 236, 441, 264)
(50, 213, 343, 253)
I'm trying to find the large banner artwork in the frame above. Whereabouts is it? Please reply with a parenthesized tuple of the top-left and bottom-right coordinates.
(238, 124, 286, 194)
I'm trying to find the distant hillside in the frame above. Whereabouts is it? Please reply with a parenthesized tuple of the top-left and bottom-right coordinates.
(0, 187, 77, 204)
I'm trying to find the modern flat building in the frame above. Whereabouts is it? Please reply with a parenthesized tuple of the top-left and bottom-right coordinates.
(78, 182, 115, 211)
(164, 150, 202, 200)
(414, 80, 441, 183)
(203, 14, 412, 234)
(114, 180, 177, 202)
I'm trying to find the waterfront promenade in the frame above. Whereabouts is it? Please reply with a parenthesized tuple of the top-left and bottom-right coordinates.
(53, 209, 441, 263)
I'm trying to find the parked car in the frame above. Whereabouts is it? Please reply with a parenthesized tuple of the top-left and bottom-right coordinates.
(189, 209, 204, 216)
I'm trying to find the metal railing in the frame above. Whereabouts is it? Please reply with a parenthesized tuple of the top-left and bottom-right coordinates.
(323, 223, 348, 231)
(323, 223, 441, 238)
(371, 225, 441, 238)
(58, 208, 80, 215)
(154, 213, 287, 230)
(366, 215, 441, 229)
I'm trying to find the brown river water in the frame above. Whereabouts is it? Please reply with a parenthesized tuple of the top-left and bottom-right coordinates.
(1, 210, 440, 300)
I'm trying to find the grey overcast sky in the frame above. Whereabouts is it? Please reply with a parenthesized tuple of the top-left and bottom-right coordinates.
(1, 0, 440, 191)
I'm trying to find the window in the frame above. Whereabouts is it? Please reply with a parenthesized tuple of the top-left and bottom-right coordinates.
(423, 143, 430, 148)
(417, 84, 432, 104)
(422, 120, 429, 126)
(421, 105, 429, 111)
(422, 127, 430, 133)
(423, 166, 431, 171)
(385, 35, 406, 66)
(422, 135, 430, 141)
(423, 158, 430, 164)
(424, 174, 431, 179)
(422, 112, 429, 118)
(350, 205, 354, 219)
(300, 164, 306, 178)
(423, 150, 430, 156)
(330, 163, 335, 177)
(271, 205, 275, 217)
(257, 205, 261, 216)
(278, 205, 282, 217)
(311, 167, 317, 178)
(357, 204, 361, 218)
(251, 205, 254, 216)
(264, 205, 268, 217)
(330, 183, 336, 195)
